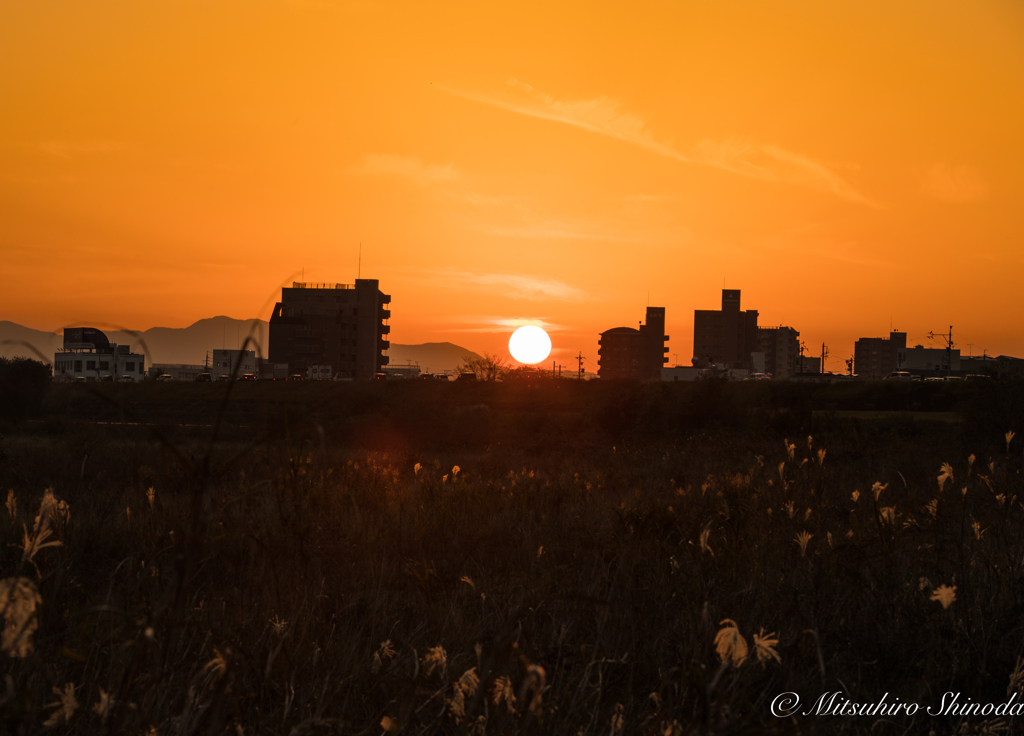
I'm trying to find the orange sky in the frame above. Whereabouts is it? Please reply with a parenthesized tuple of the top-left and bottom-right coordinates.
(3, 0, 1023, 372)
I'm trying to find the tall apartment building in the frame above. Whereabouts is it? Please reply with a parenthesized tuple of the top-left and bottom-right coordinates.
(598, 307, 669, 380)
(853, 331, 907, 379)
(693, 290, 759, 370)
(757, 326, 800, 379)
(269, 279, 391, 380)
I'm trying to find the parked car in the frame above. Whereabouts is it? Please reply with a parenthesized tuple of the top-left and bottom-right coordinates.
(744, 373, 771, 381)
(883, 371, 915, 381)
(156, 374, 174, 382)
(119, 375, 135, 382)
(241, 373, 257, 381)
(195, 373, 213, 382)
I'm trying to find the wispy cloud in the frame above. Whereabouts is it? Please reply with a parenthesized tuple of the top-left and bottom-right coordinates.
(696, 139, 876, 206)
(432, 271, 586, 301)
(440, 79, 875, 206)
(623, 193, 673, 203)
(450, 315, 570, 333)
(485, 224, 629, 241)
(441, 78, 689, 162)
(350, 153, 461, 186)
(38, 140, 128, 160)
(920, 163, 987, 203)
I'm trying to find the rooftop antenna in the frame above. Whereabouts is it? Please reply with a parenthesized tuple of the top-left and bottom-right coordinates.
(359, 243, 362, 280)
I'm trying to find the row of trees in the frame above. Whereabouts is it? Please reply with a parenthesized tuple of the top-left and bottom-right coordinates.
(456, 354, 561, 381)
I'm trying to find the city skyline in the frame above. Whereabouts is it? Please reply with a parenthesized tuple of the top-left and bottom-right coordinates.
(3, 1, 1023, 373)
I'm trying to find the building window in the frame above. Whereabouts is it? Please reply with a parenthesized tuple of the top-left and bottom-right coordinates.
(138, 363, 144, 374)
(74, 360, 82, 372)
(126, 362, 135, 372)
(87, 361, 97, 370)
(99, 361, 109, 371)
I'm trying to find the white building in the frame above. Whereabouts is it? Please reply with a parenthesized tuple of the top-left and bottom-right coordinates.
(209, 349, 258, 379)
(384, 362, 421, 379)
(53, 327, 145, 383)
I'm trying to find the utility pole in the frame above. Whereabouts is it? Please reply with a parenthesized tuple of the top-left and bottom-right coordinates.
(948, 325, 953, 375)
(576, 351, 585, 380)
(928, 326, 955, 375)
(798, 341, 805, 374)
(820, 342, 828, 375)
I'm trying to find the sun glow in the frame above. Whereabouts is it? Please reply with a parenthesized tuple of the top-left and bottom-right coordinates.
(508, 326, 552, 364)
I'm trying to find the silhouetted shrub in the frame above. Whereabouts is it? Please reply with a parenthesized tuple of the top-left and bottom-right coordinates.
(0, 357, 51, 422)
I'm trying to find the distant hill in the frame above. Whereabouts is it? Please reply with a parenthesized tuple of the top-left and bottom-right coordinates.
(0, 319, 482, 374)
(387, 342, 483, 375)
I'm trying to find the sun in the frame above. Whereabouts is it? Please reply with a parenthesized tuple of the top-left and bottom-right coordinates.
(509, 325, 552, 364)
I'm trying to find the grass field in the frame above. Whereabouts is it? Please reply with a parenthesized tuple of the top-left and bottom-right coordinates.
(2, 379, 1023, 734)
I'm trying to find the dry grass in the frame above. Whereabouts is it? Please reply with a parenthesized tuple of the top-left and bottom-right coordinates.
(1, 381, 1023, 734)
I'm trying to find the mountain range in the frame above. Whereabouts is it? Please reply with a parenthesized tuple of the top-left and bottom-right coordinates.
(0, 318, 482, 375)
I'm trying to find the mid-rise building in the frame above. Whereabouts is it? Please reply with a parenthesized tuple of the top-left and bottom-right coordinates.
(693, 290, 759, 370)
(53, 327, 146, 382)
(757, 326, 800, 379)
(209, 349, 257, 379)
(905, 345, 960, 374)
(853, 331, 907, 379)
(269, 279, 390, 380)
(598, 307, 669, 380)
(798, 355, 822, 374)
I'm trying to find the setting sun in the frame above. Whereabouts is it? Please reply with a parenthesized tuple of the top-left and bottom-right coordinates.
(509, 325, 552, 364)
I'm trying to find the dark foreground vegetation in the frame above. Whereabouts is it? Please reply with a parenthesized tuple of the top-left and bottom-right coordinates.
(2, 379, 1024, 735)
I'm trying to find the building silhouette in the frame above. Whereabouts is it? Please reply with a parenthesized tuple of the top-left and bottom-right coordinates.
(269, 280, 390, 380)
(798, 355, 821, 374)
(757, 326, 800, 378)
(53, 327, 146, 382)
(598, 307, 669, 380)
(209, 349, 257, 379)
(693, 290, 759, 370)
(853, 331, 906, 379)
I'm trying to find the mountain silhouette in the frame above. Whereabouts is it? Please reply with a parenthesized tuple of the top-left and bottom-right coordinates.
(0, 318, 483, 374)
